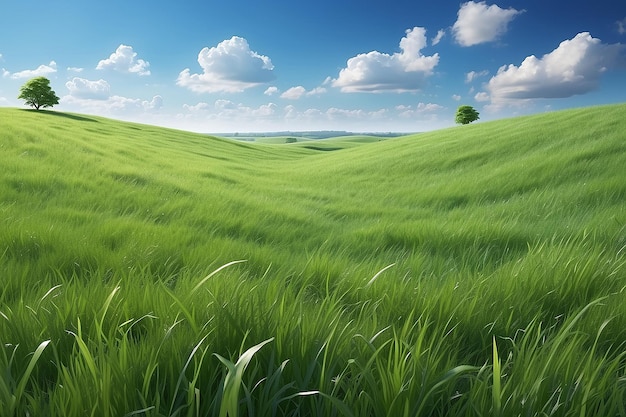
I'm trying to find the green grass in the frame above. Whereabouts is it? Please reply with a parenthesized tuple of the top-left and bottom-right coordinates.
(1, 105, 625, 416)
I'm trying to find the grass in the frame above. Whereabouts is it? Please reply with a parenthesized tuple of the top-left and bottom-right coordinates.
(0, 105, 625, 416)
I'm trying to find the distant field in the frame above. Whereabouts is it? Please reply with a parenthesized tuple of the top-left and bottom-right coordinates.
(0, 105, 624, 416)
(227, 134, 391, 146)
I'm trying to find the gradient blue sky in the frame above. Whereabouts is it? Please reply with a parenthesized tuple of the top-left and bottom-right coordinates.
(1, 0, 625, 132)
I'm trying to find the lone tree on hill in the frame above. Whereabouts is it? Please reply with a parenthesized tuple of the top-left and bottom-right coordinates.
(455, 105, 480, 125)
(18, 77, 59, 110)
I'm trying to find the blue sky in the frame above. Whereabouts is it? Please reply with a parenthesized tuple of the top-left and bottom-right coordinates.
(1, 0, 625, 132)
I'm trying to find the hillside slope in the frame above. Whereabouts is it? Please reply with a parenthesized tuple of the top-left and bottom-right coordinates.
(0, 105, 625, 416)
(2, 105, 623, 278)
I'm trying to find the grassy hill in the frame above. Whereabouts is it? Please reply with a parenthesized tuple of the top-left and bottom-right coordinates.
(0, 105, 625, 416)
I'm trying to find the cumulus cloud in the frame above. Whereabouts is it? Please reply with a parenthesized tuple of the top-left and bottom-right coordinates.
(67, 67, 84, 73)
(143, 95, 163, 110)
(65, 77, 111, 100)
(485, 32, 625, 105)
(97, 44, 150, 75)
(326, 107, 388, 120)
(180, 99, 279, 126)
(177, 36, 275, 93)
(617, 17, 626, 35)
(465, 70, 489, 83)
(280, 86, 327, 100)
(63, 77, 162, 115)
(62, 93, 162, 115)
(332, 27, 439, 93)
(452, 94, 462, 101)
(264, 86, 279, 96)
(416, 102, 444, 112)
(397, 102, 444, 117)
(281, 86, 306, 100)
(215, 99, 237, 110)
(432, 29, 446, 46)
(5, 61, 57, 79)
(183, 102, 210, 112)
(307, 87, 327, 96)
(453, 1, 523, 46)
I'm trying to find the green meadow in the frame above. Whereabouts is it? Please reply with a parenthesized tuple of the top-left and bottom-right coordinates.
(1, 105, 625, 416)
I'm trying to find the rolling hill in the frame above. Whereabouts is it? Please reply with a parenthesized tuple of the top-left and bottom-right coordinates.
(0, 105, 624, 416)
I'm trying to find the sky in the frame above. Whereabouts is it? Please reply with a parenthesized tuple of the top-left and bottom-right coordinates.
(1, 0, 625, 133)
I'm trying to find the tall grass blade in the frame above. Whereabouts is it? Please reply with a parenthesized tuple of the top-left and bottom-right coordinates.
(492, 337, 502, 417)
(365, 263, 396, 288)
(190, 260, 247, 296)
(168, 334, 209, 417)
(9, 340, 51, 416)
(215, 337, 274, 417)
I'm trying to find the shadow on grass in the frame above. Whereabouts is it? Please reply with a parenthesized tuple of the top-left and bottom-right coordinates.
(20, 109, 99, 123)
(303, 145, 343, 152)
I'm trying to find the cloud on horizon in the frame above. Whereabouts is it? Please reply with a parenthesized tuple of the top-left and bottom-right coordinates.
(397, 102, 444, 118)
(332, 27, 439, 93)
(62, 93, 163, 114)
(4, 61, 58, 79)
(177, 36, 275, 93)
(66, 77, 111, 100)
(453, 1, 523, 46)
(482, 32, 625, 106)
(97, 45, 150, 76)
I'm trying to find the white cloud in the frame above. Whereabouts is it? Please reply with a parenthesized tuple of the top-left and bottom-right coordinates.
(179, 100, 280, 129)
(281, 86, 306, 100)
(617, 17, 626, 35)
(307, 87, 327, 96)
(452, 94, 462, 101)
(65, 77, 111, 100)
(62, 93, 162, 115)
(6, 61, 57, 79)
(254, 103, 277, 117)
(143, 95, 163, 110)
(432, 29, 446, 46)
(264, 86, 279, 96)
(416, 102, 444, 112)
(474, 92, 490, 102)
(62, 78, 161, 115)
(326, 107, 388, 120)
(465, 70, 489, 83)
(67, 67, 84, 73)
(280, 86, 327, 100)
(397, 102, 444, 117)
(332, 27, 439, 93)
(177, 36, 275, 93)
(215, 99, 236, 110)
(183, 102, 210, 112)
(453, 1, 523, 47)
(97, 44, 150, 76)
(486, 32, 625, 105)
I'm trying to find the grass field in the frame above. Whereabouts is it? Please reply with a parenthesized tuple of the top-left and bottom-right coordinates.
(1, 105, 625, 416)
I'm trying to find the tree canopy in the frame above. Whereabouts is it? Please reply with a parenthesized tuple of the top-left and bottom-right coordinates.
(18, 77, 60, 110)
(455, 105, 480, 125)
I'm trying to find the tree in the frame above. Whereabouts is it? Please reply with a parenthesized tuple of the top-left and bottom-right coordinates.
(18, 77, 59, 110)
(455, 105, 480, 125)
